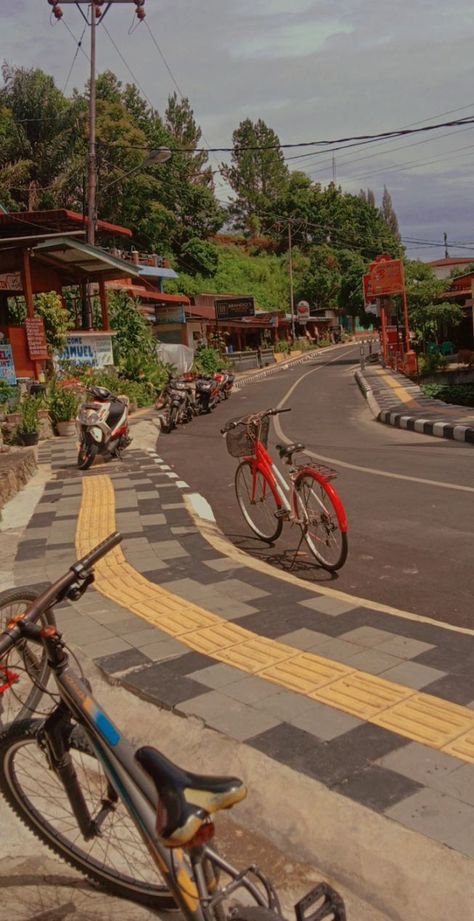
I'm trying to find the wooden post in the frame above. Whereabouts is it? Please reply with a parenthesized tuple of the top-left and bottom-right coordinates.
(21, 248, 41, 379)
(99, 279, 109, 330)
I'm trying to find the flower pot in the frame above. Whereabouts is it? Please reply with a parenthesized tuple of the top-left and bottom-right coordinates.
(6, 413, 21, 424)
(56, 420, 76, 437)
(19, 431, 39, 446)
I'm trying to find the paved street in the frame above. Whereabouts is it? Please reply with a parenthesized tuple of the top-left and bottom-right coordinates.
(1, 351, 474, 920)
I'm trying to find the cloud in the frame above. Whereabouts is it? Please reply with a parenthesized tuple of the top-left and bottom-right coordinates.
(3, 0, 474, 258)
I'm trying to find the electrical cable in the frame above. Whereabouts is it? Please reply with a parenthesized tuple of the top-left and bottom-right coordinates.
(63, 24, 87, 94)
(100, 21, 155, 109)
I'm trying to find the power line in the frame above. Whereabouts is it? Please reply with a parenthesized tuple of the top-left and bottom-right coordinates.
(100, 21, 155, 109)
(143, 19, 185, 101)
(63, 23, 87, 93)
(61, 15, 90, 62)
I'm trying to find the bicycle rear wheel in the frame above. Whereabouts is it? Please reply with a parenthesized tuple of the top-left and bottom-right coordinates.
(294, 471, 348, 572)
(0, 589, 53, 728)
(235, 461, 283, 543)
(0, 719, 175, 909)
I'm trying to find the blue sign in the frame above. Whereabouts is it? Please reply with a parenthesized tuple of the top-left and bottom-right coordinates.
(0, 343, 16, 385)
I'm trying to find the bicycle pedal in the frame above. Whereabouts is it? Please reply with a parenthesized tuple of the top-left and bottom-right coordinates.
(295, 882, 346, 921)
(275, 509, 289, 519)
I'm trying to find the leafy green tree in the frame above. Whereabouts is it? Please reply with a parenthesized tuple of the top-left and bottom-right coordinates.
(298, 245, 342, 311)
(380, 186, 401, 242)
(404, 261, 463, 345)
(180, 238, 218, 276)
(221, 119, 289, 233)
(108, 289, 156, 364)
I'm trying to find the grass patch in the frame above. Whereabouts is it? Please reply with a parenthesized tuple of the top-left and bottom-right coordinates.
(421, 383, 474, 407)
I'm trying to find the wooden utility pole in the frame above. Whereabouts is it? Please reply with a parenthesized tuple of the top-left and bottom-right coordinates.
(288, 219, 296, 341)
(46, 1, 147, 247)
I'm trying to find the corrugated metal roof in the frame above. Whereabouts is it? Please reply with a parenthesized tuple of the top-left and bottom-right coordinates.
(138, 265, 178, 280)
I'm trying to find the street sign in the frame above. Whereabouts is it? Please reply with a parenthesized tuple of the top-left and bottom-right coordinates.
(215, 297, 255, 321)
(0, 343, 16, 385)
(296, 300, 310, 322)
(25, 318, 48, 360)
(365, 257, 404, 297)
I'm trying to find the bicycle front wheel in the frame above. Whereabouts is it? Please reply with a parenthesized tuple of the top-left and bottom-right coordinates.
(294, 471, 348, 572)
(0, 589, 53, 728)
(235, 462, 283, 543)
(0, 719, 175, 909)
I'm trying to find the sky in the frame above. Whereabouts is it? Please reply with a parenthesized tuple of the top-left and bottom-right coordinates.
(3, 0, 474, 261)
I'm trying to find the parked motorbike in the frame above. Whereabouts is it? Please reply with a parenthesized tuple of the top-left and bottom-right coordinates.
(76, 385, 132, 469)
(214, 370, 235, 400)
(157, 377, 195, 433)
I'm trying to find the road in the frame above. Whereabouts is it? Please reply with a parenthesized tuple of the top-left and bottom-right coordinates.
(158, 344, 474, 630)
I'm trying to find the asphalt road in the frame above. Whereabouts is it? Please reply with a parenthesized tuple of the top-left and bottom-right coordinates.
(158, 345, 474, 630)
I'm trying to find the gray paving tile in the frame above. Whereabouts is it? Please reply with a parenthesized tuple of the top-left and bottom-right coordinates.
(299, 596, 356, 616)
(374, 636, 435, 659)
(112, 616, 153, 636)
(334, 765, 422, 812)
(137, 490, 158, 499)
(141, 514, 167, 526)
(377, 743, 464, 786)
(150, 540, 189, 560)
(139, 637, 189, 662)
(159, 578, 258, 619)
(89, 606, 132, 625)
(379, 661, 446, 689)
(338, 626, 393, 647)
(204, 557, 245, 572)
(81, 636, 134, 659)
(116, 511, 143, 531)
(258, 689, 317, 721)
(340, 648, 403, 675)
(161, 503, 186, 511)
(224, 675, 282, 704)
(208, 579, 269, 603)
(179, 691, 280, 742)
(290, 700, 362, 740)
(426, 763, 474, 806)
(115, 491, 139, 509)
(128, 555, 169, 572)
(123, 627, 168, 647)
(22, 527, 52, 539)
(307, 637, 361, 665)
(385, 788, 474, 852)
(170, 526, 199, 535)
(190, 663, 243, 689)
(277, 628, 333, 650)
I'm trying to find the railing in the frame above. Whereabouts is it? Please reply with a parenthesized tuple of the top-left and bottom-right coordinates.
(106, 248, 171, 269)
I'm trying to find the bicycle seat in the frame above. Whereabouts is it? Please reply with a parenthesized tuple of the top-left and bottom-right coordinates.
(276, 442, 305, 459)
(135, 746, 247, 846)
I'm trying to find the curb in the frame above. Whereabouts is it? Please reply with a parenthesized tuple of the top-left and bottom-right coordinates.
(355, 369, 474, 444)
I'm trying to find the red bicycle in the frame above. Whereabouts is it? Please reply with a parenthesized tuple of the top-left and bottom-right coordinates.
(222, 408, 348, 572)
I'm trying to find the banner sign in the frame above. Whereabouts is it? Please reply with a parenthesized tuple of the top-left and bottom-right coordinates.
(365, 257, 404, 299)
(25, 317, 48, 360)
(57, 335, 114, 368)
(0, 343, 16, 385)
(0, 272, 22, 292)
(215, 297, 255, 321)
(296, 300, 310, 323)
(155, 305, 186, 324)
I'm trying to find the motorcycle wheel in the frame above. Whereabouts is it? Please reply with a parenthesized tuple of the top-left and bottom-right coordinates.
(77, 436, 99, 470)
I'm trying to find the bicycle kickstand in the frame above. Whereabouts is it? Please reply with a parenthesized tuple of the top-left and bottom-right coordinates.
(289, 528, 306, 571)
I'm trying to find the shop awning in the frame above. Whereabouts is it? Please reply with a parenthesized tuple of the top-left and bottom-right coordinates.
(32, 237, 142, 284)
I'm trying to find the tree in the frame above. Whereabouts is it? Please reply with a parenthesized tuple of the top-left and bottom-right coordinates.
(221, 119, 289, 233)
(404, 261, 462, 345)
(380, 186, 401, 242)
(359, 188, 376, 208)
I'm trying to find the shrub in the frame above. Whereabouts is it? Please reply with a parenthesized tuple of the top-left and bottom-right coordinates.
(17, 394, 40, 434)
(193, 345, 223, 375)
(421, 383, 474, 407)
(48, 383, 80, 423)
(274, 340, 291, 353)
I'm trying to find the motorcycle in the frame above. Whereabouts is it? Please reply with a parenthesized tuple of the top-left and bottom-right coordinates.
(157, 376, 195, 433)
(76, 385, 132, 470)
(214, 370, 234, 400)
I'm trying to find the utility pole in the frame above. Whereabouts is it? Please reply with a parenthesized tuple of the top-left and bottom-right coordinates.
(288, 219, 296, 341)
(332, 153, 336, 184)
(46, 1, 146, 247)
(444, 232, 449, 259)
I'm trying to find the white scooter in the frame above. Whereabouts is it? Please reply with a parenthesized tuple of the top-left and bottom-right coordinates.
(76, 385, 132, 470)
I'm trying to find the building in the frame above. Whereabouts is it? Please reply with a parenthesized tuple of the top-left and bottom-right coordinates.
(0, 209, 140, 382)
(428, 258, 474, 280)
(441, 271, 474, 349)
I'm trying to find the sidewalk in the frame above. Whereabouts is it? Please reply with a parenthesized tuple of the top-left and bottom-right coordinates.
(356, 363, 474, 443)
(3, 433, 473, 919)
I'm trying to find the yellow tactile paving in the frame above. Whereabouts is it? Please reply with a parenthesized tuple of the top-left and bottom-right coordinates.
(76, 475, 474, 765)
(311, 672, 413, 720)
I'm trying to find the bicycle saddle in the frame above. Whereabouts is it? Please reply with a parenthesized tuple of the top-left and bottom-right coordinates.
(276, 442, 305, 459)
(135, 746, 247, 846)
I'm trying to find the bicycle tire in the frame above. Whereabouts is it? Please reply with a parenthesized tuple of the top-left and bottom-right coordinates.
(77, 437, 98, 470)
(235, 461, 283, 543)
(0, 719, 175, 909)
(293, 470, 348, 572)
(0, 589, 53, 727)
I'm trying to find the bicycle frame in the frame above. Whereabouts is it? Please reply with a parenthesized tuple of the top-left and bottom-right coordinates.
(245, 439, 292, 514)
(36, 646, 280, 921)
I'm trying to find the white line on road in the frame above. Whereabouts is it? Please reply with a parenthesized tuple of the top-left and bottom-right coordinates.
(274, 351, 474, 494)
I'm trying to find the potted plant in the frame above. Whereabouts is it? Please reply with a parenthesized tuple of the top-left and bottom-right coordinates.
(17, 394, 40, 446)
(48, 383, 80, 436)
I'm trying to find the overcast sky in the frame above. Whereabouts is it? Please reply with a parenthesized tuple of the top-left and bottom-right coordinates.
(4, 0, 474, 260)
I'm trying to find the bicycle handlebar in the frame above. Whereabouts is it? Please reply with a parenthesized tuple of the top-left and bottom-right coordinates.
(220, 407, 291, 435)
(0, 532, 123, 659)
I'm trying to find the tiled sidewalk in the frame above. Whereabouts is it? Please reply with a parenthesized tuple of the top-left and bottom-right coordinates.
(12, 438, 474, 859)
(356, 365, 474, 442)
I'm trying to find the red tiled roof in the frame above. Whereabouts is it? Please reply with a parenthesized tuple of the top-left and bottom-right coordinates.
(108, 283, 190, 305)
(429, 258, 474, 267)
(0, 209, 132, 239)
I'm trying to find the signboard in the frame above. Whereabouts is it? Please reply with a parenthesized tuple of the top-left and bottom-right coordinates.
(296, 300, 310, 322)
(365, 257, 404, 298)
(0, 343, 16, 385)
(25, 317, 48, 360)
(57, 335, 114, 369)
(0, 272, 22, 292)
(215, 297, 255, 321)
(155, 305, 186, 324)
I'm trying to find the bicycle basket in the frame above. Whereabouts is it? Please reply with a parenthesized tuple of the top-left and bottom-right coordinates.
(225, 417, 270, 457)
